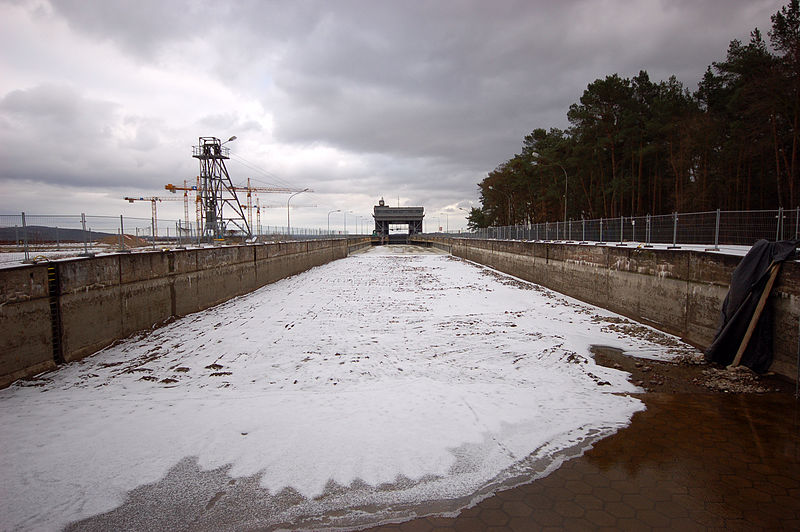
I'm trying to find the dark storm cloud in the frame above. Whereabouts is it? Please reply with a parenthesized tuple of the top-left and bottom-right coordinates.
(0, 84, 120, 185)
(2, 0, 787, 216)
(0, 84, 183, 190)
(47, 1, 783, 162)
(258, 0, 784, 170)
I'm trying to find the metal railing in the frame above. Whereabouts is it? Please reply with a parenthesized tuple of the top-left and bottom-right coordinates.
(0, 213, 369, 265)
(435, 208, 800, 249)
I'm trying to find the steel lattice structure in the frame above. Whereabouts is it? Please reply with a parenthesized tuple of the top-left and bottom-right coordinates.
(192, 137, 250, 240)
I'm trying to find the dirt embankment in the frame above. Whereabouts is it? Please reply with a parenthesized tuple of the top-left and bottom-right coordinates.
(592, 345, 795, 395)
(98, 234, 149, 247)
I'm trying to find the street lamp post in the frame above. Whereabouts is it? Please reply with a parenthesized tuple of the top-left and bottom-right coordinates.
(558, 164, 568, 227)
(343, 210, 353, 235)
(529, 158, 569, 229)
(458, 206, 468, 233)
(287, 188, 309, 237)
(327, 209, 341, 236)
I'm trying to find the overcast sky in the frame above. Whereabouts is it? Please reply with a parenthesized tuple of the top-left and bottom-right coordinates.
(0, 0, 785, 232)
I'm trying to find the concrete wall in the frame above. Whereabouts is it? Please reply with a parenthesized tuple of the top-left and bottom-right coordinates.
(413, 236, 800, 380)
(0, 238, 369, 388)
(0, 264, 55, 385)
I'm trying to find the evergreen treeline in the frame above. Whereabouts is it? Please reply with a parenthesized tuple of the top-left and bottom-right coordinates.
(469, 1, 800, 229)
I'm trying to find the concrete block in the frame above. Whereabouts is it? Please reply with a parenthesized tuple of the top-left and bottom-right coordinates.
(170, 249, 198, 274)
(119, 251, 169, 283)
(0, 264, 50, 302)
(688, 251, 739, 285)
(59, 255, 119, 293)
(60, 285, 122, 362)
(685, 282, 728, 348)
(172, 272, 201, 316)
(0, 298, 54, 387)
(120, 279, 172, 335)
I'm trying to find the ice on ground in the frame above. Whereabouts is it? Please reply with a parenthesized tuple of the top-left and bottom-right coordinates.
(0, 245, 696, 531)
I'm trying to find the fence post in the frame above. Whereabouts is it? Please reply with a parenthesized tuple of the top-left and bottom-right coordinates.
(706, 209, 721, 251)
(56, 226, 60, 251)
(645, 214, 652, 247)
(81, 213, 89, 256)
(582, 218, 586, 243)
(631, 218, 635, 244)
(776, 206, 783, 241)
(21, 212, 29, 262)
(668, 212, 680, 249)
(545, 222, 549, 240)
(599, 218, 603, 243)
(619, 215, 624, 244)
(796, 206, 799, 240)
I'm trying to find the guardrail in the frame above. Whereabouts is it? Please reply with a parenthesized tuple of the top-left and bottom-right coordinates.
(438, 208, 800, 248)
(0, 213, 369, 266)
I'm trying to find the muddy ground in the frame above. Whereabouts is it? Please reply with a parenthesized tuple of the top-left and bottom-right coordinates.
(591, 345, 797, 395)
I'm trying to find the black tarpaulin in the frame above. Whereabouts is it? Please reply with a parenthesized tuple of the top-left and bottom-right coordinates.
(705, 239, 799, 373)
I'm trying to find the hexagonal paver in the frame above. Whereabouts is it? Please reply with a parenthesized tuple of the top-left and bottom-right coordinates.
(398, 520, 433, 532)
(635, 508, 670, 528)
(621, 493, 655, 511)
(609, 480, 642, 496)
(563, 479, 593, 495)
(653, 499, 690, 519)
(737, 486, 775, 504)
(585, 509, 616, 527)
(477, 508, 509, 527)
(451, 517, 484, 532)
(502, 500, 532, 518)
(604, 501, 635, 519)
(553, 500, 584, 518)
(573, 493, 603, 511)
(529, 507, 564, 528)
(508, 517, 536, 532)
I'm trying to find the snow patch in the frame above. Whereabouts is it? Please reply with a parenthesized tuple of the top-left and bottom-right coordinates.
(0, 246, 692, 530)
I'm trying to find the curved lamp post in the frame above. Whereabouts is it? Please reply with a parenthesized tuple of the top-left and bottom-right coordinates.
(327, 209, 341, 236)
(439, 212, 449, 233)
(343, 210, 353, 235)
(287, 188, 309, 236)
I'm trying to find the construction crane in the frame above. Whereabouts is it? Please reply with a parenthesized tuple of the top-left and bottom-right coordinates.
(164, 180, 196, 230)
(248, 197, 317, 236)
(166, 176, 313, 238)
(123, 196, 182, 238)
(236, 178, 314, 231)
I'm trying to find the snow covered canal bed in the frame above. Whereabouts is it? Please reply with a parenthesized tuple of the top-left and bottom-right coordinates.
(0, 245, 698, 531)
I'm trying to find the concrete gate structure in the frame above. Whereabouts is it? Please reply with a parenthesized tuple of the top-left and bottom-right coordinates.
(373, 198, 425, 244)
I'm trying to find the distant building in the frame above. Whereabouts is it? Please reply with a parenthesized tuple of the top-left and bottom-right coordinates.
(373, 198, 424, 243)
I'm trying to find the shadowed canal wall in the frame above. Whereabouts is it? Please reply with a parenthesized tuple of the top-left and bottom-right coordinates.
(412, 236, 800, 380)
(0, 238, 372, 388)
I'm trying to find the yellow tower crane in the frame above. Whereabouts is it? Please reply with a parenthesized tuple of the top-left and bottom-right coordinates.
(123, 196, 182, 239)
(165, 179, 312, 237)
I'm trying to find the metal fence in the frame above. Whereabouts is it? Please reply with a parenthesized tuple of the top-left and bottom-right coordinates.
(441, 208, 800, 249)
(0, 213, 367, 264)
